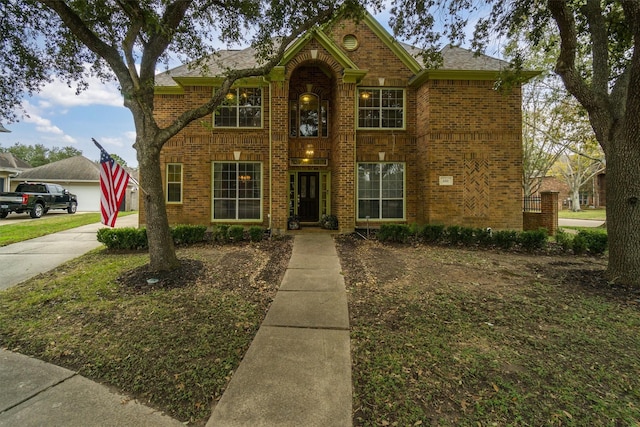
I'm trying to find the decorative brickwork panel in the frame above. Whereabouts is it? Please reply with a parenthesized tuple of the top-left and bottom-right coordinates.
(463, 152, 490, 219)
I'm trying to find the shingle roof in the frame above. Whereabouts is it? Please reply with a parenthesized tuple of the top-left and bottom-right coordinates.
(16, 155, 100, 181)
(155, 48, 261, 87)
(0, 152, 31, 171)
(438, 44, 509, 71)
(156, 38, 509, 88)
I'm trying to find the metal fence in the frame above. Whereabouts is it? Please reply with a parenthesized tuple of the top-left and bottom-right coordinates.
(522, 195, 541, 212)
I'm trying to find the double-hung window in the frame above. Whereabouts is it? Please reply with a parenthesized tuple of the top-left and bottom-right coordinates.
(215, 87, 262, 128)
(166, 163, 183, 203)
(357, 163, 405, 219)
(357, 88, 404, 129)
(212, 162, 262, 220)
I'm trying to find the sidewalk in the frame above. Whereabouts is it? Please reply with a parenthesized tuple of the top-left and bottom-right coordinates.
(207, 233, 352, 427)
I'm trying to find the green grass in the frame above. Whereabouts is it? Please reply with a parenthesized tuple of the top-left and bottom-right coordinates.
(0, 212, 135, 246)
(558, 208, 606, 220)
(0, 241, 291, 424)
(339, 240, 639, 426)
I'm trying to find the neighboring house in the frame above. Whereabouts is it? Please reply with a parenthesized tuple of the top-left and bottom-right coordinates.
(14, 155, 139, 212)
(539, 172, 606, 210)
(0, 153, 31, 192)
(149, 11, 534, 233)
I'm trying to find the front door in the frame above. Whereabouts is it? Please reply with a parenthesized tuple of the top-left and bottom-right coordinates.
(298, 172, 319, 222)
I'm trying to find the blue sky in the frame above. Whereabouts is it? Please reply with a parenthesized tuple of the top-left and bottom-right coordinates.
(0, 7, 498, 168)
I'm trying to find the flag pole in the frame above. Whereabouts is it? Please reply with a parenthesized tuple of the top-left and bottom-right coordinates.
(92, 138, 148, 195)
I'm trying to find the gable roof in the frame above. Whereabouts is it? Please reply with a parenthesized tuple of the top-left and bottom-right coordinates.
(0, 152, 31, 172)
(16, 155, 100, 182)
(16, 155, 139, 183)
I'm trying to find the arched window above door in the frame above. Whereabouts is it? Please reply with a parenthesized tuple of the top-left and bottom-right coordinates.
(290, 93, 328, 138)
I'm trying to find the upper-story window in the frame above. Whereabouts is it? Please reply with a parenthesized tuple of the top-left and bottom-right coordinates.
(357, 88, 404, 129)
(289, 93, 328, 137)
(215, 87, 262, 128)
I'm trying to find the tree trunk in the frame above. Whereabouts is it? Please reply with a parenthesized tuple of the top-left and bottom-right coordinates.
(138, 137, 180, 272)
(605, 125, 640, 287)
(570, 186, 581, 212)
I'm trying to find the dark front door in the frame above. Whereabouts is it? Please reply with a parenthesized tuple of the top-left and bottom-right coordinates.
(298, 172, 319, 222)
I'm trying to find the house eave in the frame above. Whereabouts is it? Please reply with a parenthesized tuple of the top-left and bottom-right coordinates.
(410, 69, 541, 86)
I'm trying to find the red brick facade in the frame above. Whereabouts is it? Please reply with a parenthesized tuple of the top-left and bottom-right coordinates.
(146, 14, 526, 233)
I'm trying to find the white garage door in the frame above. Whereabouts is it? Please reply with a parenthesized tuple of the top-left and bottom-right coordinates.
(62, 184, 101, 212)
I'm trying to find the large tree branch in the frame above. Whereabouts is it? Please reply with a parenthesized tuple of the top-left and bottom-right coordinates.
(141, 0, 193, 80)
(621, 1, 640, 124)
(548, 0, 615, 154)
(584, 0, 608, 95)
(547, 0, 598, 111)
(38, 0, 130, 86)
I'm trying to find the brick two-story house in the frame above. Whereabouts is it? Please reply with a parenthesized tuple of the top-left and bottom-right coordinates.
(149, 12, 531, 233)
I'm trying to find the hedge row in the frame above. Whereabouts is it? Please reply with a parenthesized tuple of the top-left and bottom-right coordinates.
(97, 224, 267, 250)
(377, 223, 607, 254)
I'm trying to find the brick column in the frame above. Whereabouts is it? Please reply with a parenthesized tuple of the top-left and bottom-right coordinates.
(334, 82, 356, 233)
(540, 191, 559, 236)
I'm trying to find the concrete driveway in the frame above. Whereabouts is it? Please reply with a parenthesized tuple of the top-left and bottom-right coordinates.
(558, 218, 605, 228)
(0, 214, 138, 290)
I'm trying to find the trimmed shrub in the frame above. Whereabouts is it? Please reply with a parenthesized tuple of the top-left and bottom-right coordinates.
(249, 226, 264, 242)
(420, 224, 445, 243)
(97, 227, 148, 250)
(171, 224, 207, 245)
(446, 225, 463, 245)
(459, 227, 475, 245)
(572, 233, 588, 255)
(493, 230, 518, 250)
(474, 228, 493, 247)
(228, 225, 245, 242)
(409, 223, 421, 238)
(519, 228, 548, 252)
(555, 229, 573, 252)
(213, 224, 230, 243)
(378, 224, 411, 243)
(577, 229, 608, 254)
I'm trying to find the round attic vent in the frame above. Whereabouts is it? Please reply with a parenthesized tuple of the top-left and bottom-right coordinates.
(343, 34, 359, 51)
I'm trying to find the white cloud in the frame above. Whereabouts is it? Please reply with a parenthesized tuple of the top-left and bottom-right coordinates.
(100, 136, 126, 148)
(20, 102, 77, 144)
(37, 69, 124, 109)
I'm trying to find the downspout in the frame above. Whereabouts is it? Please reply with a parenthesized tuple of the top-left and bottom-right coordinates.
(268, 80, 273, 232)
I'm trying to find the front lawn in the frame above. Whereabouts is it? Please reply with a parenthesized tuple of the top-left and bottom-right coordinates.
(558, 208, 606, 220)
(0, 212, 136, 246)
(337, 237, 639, 426)
(0, 240, 292, 425)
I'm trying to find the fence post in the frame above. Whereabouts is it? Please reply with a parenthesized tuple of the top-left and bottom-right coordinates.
(540, 191, 559, 236)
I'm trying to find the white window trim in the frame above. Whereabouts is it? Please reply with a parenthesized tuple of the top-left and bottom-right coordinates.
(211, 161, 263, 222)
(356, 88, 406, 130)
(213, 87, 263, 129)
(166, 163, 183, 204)
(356, 162, 406, 221)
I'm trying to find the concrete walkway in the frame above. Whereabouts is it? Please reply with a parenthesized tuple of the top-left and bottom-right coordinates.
(207, 233, 352, 427)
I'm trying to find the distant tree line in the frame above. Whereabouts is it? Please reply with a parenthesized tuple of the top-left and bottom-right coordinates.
(0, 142, 82, 167)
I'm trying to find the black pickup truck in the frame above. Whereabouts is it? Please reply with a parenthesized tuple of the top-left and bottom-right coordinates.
(0, 182, 78, 219)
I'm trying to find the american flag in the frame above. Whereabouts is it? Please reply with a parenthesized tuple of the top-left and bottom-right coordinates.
(93, 139, 130, 227)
